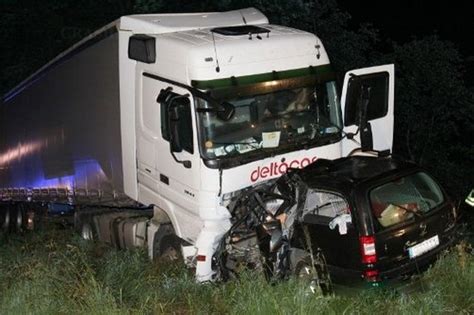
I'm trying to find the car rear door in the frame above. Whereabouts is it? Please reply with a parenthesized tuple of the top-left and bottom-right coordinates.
(299, 190, 360, 269)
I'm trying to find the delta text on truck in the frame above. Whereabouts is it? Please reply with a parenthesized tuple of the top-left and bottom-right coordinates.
(3, 8, 453, 289)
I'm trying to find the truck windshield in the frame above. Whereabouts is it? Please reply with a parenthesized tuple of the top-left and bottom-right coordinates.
(196, 76, 341, 160)
(370, 172, 445, 228)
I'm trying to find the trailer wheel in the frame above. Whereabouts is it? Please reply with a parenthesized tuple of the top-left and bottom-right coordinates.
(293, 249, 333, 296)
(15, 206, 25, 232)
(75, 212, 97, 241)
(1, 207, 10, 232)
(153, 224, 182, 263)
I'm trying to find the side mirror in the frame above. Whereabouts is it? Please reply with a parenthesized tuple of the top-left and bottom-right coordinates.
(156, 87, 192, 168)
(157, 87, 173, 103)
(347, 75, 373, 151)
(217, 101, 235, 121)
(356, 84, 373, 151)
(165, 94, 192, 169)
(168, 102, 183, 153)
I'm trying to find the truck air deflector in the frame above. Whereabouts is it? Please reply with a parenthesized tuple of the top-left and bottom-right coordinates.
(190, 65, 334, 90)
(211, 25, 270, 36)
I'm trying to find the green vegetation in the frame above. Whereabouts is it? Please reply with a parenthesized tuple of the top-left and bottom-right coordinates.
(0, 229, 473, 314)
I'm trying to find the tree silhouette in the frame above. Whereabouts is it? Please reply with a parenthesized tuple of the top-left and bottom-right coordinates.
(1, 0, 472, 199)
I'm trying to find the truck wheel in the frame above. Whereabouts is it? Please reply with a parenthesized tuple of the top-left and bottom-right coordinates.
(293, 249, 333, 296)
(1, 207, 10, 232)
(14, 205, 25, 232)
(81, 222, 96, 241)
(75, 212, 97, 241)
(153, 224, 182, 263)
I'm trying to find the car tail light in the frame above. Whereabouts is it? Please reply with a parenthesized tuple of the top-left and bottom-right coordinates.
(363, 269, 380, 282)
(359, 235, 377, 264)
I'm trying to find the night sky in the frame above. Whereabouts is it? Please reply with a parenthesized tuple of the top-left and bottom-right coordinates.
(339, 1, 474, 56)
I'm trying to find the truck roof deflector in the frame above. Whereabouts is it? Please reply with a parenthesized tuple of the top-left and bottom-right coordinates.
(211, 25, 270, 37)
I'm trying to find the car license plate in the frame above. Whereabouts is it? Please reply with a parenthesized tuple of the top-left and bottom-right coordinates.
(408, 235, 439, 259)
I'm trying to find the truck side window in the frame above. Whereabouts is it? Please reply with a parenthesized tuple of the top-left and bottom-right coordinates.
(160, 95, 194, 154)
(344, 72, 389, 126)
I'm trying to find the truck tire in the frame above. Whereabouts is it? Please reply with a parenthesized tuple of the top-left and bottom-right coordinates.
(14, 205, 25, 232)
(81, 222, 96, 241)
(0, 205, 25, 233)
(75, 212, 98, 241)
(1, 206, 10, 233)
(153, 224, 182, 263)
(293, 248, 333, 296)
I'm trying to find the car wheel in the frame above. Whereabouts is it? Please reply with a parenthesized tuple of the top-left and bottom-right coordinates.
(153, 224, 183, 263)
(293, 249, 333, 296)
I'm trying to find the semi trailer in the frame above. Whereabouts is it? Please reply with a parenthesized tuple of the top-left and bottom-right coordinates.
(0, 8, 398, 282)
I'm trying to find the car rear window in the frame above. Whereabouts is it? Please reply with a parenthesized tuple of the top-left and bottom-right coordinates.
(370, 172, 444, 228)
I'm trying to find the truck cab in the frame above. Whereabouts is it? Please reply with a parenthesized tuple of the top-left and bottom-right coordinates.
(119, 8, 395, 280)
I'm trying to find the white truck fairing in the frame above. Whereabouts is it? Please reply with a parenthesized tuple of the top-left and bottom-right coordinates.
(119, 8, 268, 34)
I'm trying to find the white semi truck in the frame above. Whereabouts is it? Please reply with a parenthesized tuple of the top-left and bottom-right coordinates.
(0, 8, 394, 282)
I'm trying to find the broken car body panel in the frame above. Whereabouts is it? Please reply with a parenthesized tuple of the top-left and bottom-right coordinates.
(217, 156, 460, 287)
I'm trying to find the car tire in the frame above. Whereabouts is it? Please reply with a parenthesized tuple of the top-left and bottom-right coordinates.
(293, 249, 333, 296)
(153, 224, 183, 263)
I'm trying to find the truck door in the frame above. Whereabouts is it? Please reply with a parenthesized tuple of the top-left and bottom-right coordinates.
(137, 74, 201, 225)
(340, 64, 394, 156)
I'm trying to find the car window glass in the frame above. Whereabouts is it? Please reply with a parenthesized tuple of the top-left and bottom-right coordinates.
(370, 172, 444, 228)
(303, 190, 350, 218)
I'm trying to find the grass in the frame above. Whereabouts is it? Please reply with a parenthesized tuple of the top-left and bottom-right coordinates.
(0, 228, 473, 315)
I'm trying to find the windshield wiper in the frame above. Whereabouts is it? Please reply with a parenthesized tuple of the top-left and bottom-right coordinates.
(211, 140, 261, 148)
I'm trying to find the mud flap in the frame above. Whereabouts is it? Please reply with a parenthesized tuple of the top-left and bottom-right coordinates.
(147, 221, 160, 260)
